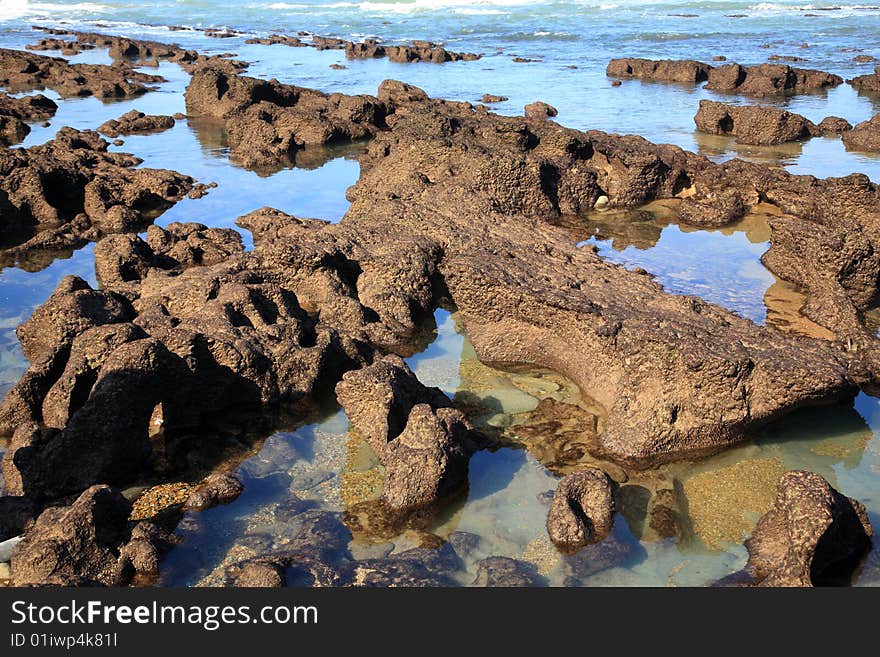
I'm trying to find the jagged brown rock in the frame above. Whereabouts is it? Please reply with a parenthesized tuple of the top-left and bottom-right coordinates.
(336, 355, 481, 511)
(694, 100, 819, 145)
(97, 110, 176, 138)
(481, 94, 508, 103)
(9, 485, 171, 586)
(842, 114, 880, 152)
(524, 101, 558, 120)
(606, 58, 712, 84)
(184, 473, 243, 510)
(849, 66, 880, 94)
(816, 115, 852, 135)
(0, 47, 160, 98)
(345, 38, 480, 63)
(738, 471, 873, 586)
(0, 127, 193, 269)
(705, 62, 842, 96)
(546, 469, 615, 550)
(0, 91, 57, 146)
(26, 38, 96, 56)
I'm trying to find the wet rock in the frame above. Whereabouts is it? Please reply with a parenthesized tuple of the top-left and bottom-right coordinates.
(345, 38, 481, 64)
(561, 531, 635, 583)
(0, 91, 57, 146)
(606, 58, 712, 84)
(10, 485, 170, 586)
(853, 55, 877, 63)
(0, 47, 158, 98)
(481, 93, 508, 103)
(184, 473, 244, 510)
(817, 115, 853, 135)
(849, 66, 880, 94)
(694, 99, 818, 145)
(26, 37, 96, 56)
(524, 101, 558, 119)
(768, 54, 808, 63)
(739, 471, 873, 586)
(336, 355, 481, 511)
(129, 482, 191, 520)
(473, 556, 544, 586)
(546, 469, 615, 550)
(228, 559, 285, 587)
(246, 34, 308, 48)
(706, 62, 842, 96)
(0, 127, 193, 267)
(97, 110, 175, 138)
(447, 530, 481, 559)
(842, 114, 880, 152)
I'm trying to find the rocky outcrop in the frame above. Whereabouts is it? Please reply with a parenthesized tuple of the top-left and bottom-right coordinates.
(0, 128, 193, 269)
(608, 58, 843, 95)
(816, 115, 852, 135)
(344, 39, 480, 64)
(2, 78, 877, 527)
(30, 28, 248, 74)
(738, 471, 873, 586)
(183, 68, 389, 168)
(705, 62, 842, 96)
(606, 58, 712, 84)
(97, 110, 176, 138)
(0, 496, 37, 542)
(524, 102, 558, 120)
(9, 485, 173, 586)
(849, 66, 880, 94)
(842, 114, 880, 152)
(0, 92, 57, 146)
(694, 100, 819, 145)
(336, 355, 481, 511)
(27, 38, 95, 56)
(0, 47, 161, 98)
(245, 34, 308, 48)
(546, 469, 615, 551)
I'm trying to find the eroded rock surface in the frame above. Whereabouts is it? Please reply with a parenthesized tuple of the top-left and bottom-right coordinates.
(97, 110, 176, 138)
(336, 355, 481, 511)
(849, 66, 880, 94)
(0, 47, 160, 98)
(694, 100, 819, 145)
(606, 58, 712, 84)
(842, 114, 880, 153)
(0, 91, 57, 146)
(546, 469, 615, 550)
(0, 128, 193, 268)
(737, 471, 873, 586)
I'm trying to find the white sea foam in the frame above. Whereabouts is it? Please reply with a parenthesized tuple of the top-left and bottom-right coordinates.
(0, 1, 111, 21)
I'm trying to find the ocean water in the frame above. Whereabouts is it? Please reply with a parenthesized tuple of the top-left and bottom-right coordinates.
(1, 0, 880, 586)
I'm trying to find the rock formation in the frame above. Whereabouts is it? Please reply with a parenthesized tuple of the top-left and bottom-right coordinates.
(0, 91, 57, 146)
(842, 114, 880, 152)
(546, 469, 615, 550)
(694, 100, 819, 144)
(97, 110, 176, 138)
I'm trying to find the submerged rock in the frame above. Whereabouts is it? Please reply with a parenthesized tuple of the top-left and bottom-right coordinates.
(97, 110, 176, 138)
(546, 469, 615, 551)
(184, 473, 244, 510)
(738, 471, 873, 586)
(694, 100, 819, 145)
(473, 556, 544, 586)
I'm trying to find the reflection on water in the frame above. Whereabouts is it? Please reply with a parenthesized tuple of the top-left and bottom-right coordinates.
(572, 199, 832, 338)
(156, 308, 880, 586)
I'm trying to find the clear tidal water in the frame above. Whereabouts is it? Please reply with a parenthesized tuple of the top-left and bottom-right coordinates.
(1, 0, 880, 586)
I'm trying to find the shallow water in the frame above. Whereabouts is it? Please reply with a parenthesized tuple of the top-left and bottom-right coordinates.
(1, 2, 880, 586)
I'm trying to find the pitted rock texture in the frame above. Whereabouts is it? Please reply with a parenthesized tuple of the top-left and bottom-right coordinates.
(694, 100, 819, 145)
(9, 485, 173, 586)
(1, 79, 876, 528)
(849, 66, 880, 94)
(842, 114, 880, 153)
(0, 47, 161, 98)
(97, 110, 176, 138)
(741, 471, 873, 586)
(336, 355, 481, 511)
(343, 38, 480, 63)
(0, 91, 57, 146)
(608, 58, 842, 95)
(546, 469, 615, 550)
(30, 28, 248, 74)
(0, 128, 194, 269)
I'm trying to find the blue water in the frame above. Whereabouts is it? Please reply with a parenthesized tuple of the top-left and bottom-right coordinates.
(2, 0, 880, 586)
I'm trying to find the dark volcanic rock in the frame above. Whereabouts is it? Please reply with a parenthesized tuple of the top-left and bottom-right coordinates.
(10, 485, 170, 586)
(694, 100, 818, 145)
(738, 471, 873, 586)
(336, 355, 481, 511)
(706, 62, 842, 96)
(606, 58, 712, 84)
(97, 110, 176, 138)
(842, 114, 880, 152)
(0, 91, 57, 146)
(0, 127, 193, 269)
(0, 47, 159, 98)
(546, 469, 615, 550)
(0, 495, 37, 542)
